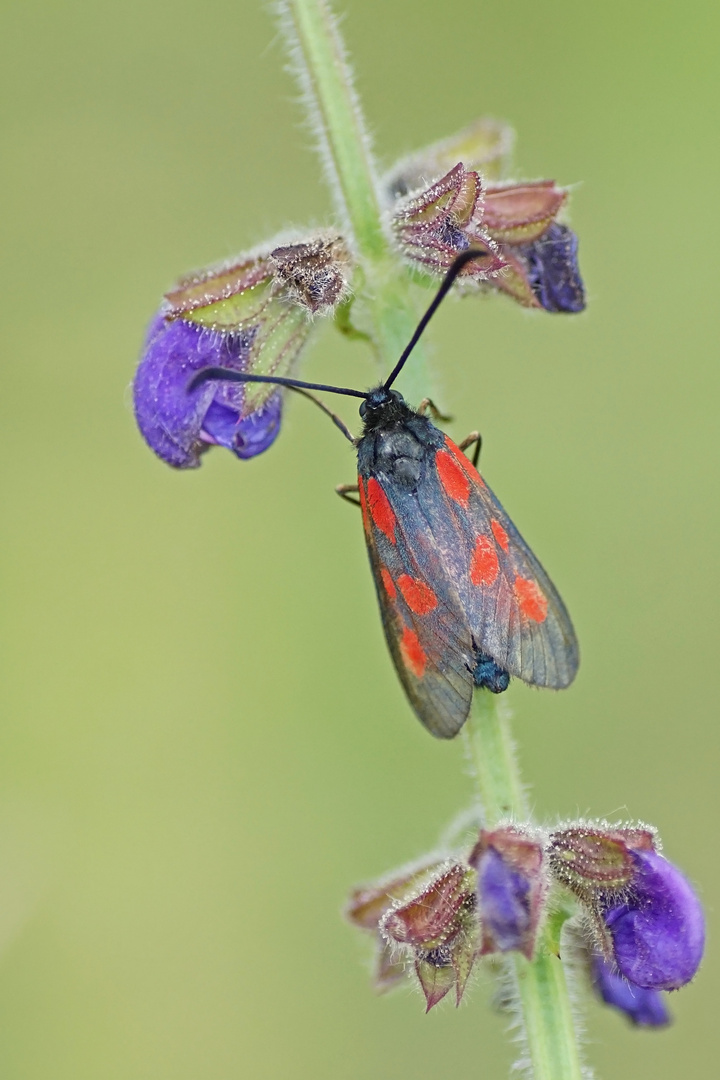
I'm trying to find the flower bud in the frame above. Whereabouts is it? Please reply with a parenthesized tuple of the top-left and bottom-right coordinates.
(133, 235, 350, 468)
(347, 861, 479, 1011)
(469, 826, 546, 959)
(385, 117, 515, 196)
(590, 952, 670, 1027)
(347, 864, 442, 993)
(390, 164, 505, 280)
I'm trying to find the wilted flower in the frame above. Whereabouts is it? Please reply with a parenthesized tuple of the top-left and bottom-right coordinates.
(133, 235, 350, 468)
(469, 826, 547, 959)
(549, 825, 705, 991)
(590, 951, 670, 1027)
(347, 860, 479, 1011)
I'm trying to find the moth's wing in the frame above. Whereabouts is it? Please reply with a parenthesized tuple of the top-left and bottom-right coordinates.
(416, 437, 579, 689)
(358, 475, 475, 738)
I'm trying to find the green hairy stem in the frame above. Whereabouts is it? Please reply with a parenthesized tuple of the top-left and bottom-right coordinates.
(279, 0, 430, 402)
(466, 695, 584, 1080)
(280, 2, 585, 1076)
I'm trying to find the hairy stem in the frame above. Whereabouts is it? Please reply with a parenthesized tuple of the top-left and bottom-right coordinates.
(278, 0, 430, 401)
(466, 694, 584, 1080)
(280, 4, 586, 1077)
(278, 0, 384, 259)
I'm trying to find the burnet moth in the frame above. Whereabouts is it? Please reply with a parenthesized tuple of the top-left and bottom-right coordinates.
(189, 249, 579, 738)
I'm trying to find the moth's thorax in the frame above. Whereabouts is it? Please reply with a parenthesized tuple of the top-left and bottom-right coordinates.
(357, 398, 444, 488)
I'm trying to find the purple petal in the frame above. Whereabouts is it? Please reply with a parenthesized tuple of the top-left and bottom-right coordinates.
(521, 223, 585, 313)
(199, 393, 282, 459)
(133, 313, 268, 468)
(601, 851, 705, 990)
(231, 393, 283, 460)
(591, 953, 670, 1027)
(477, 847, 531, 953)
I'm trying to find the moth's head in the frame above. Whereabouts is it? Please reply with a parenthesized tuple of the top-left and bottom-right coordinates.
(359, 386, 404, 424)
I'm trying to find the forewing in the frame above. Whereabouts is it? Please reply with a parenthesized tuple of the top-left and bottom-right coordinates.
(357, 474, 475, 738)
(416, 436, 579, 689)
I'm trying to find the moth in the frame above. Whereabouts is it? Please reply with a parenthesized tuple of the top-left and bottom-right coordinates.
(190, 249, 579, 737)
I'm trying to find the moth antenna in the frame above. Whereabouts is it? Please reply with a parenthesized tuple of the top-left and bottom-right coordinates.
(187, 367, 366, 400)
(186, 368, 361, 442)
(384, 248, 492, 390)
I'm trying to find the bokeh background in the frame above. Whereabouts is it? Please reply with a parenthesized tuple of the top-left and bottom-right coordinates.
(1, 0, 718, 1076)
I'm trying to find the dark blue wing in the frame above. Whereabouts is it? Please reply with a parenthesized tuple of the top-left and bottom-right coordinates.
(413, 436, 579, 688)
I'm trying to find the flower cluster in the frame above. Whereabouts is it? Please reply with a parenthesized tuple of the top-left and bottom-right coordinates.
(347, 821, 703, 1024)
(385, 121, 585, 313)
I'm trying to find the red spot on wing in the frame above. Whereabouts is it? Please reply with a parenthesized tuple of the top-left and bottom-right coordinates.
(514, 576, 548, 622)
(397, 574, 438, 615)
(367, 477, 396, 543)
(380, 568, 397, 600)
(470, 535, 499, 587)
(436, 449, 470, 506)
(444, 436, 485, 488)
(400, 626, 427, 678)
(491, 519, 510, 552)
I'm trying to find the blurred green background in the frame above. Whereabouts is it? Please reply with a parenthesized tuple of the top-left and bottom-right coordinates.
(1, 0, 718, 1076)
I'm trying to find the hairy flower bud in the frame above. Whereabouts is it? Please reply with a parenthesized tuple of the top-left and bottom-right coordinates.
(390, 164, 505, 279)
(347, 861, 479, 1011)
(133, 235, 350, 468)
(469, 826, 547, 959)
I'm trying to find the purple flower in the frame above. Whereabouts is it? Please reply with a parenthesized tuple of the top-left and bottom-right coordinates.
(133, 314, 282, 469)
(519, 223, 585, 313)
(600, 850, 704, 991)
(591, 953, 670, 1027)
(133, 235, 351, 469)
(469, 827, 546, 959)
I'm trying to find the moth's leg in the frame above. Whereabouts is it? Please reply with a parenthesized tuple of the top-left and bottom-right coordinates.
(416, 398, 452, 422)
(458, 431, 482, 469)
(336, 483, 361, 507)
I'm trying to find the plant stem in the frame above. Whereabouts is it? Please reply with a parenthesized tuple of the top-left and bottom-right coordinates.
(280, 0, 385, 260)
(465, 694, 584, 1080)
(279, 0, 430, 402)
(464, 691, 527, 822)
(281, 4, 586, 1077)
